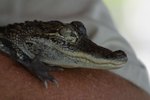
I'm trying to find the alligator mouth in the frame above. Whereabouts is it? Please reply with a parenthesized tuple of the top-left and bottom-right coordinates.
(63, 50, 127, 69)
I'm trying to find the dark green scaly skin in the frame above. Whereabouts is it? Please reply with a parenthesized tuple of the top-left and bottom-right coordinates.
(0, 20, 127, 87)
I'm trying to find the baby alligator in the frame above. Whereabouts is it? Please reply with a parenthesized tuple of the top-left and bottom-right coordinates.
(0, 20, 127, 87)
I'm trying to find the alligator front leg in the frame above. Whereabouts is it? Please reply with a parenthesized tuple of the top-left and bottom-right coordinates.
(18, 54, 61, 88)
(0, 38, 62, 88)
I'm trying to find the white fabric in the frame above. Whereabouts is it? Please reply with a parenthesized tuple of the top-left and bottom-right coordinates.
(0, 0, 150, 93)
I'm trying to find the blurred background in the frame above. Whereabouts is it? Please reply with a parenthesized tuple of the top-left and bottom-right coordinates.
(103, 0, 150, 79)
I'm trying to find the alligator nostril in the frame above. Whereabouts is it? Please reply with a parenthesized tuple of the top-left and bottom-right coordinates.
(113, 50, 126, 57)
(113, 50, 128, 62)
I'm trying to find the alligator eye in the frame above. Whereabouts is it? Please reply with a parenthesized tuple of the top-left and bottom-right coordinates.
(59, 27, 78, 43)
(71, 21, 87, 36)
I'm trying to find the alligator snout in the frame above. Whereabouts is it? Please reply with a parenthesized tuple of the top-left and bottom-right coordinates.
(106, 50, 128, 64)
(76, 38, 128, 67)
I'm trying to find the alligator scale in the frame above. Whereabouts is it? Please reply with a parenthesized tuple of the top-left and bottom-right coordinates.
(0, 20, 127, 87)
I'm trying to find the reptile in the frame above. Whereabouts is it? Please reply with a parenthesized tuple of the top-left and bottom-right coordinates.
(0, 20, 127, 87)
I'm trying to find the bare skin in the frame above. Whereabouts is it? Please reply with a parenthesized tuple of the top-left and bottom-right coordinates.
(0, 53, 149, 100)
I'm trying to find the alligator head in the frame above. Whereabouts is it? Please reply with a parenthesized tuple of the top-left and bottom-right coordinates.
(38, 21, 128, 69)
